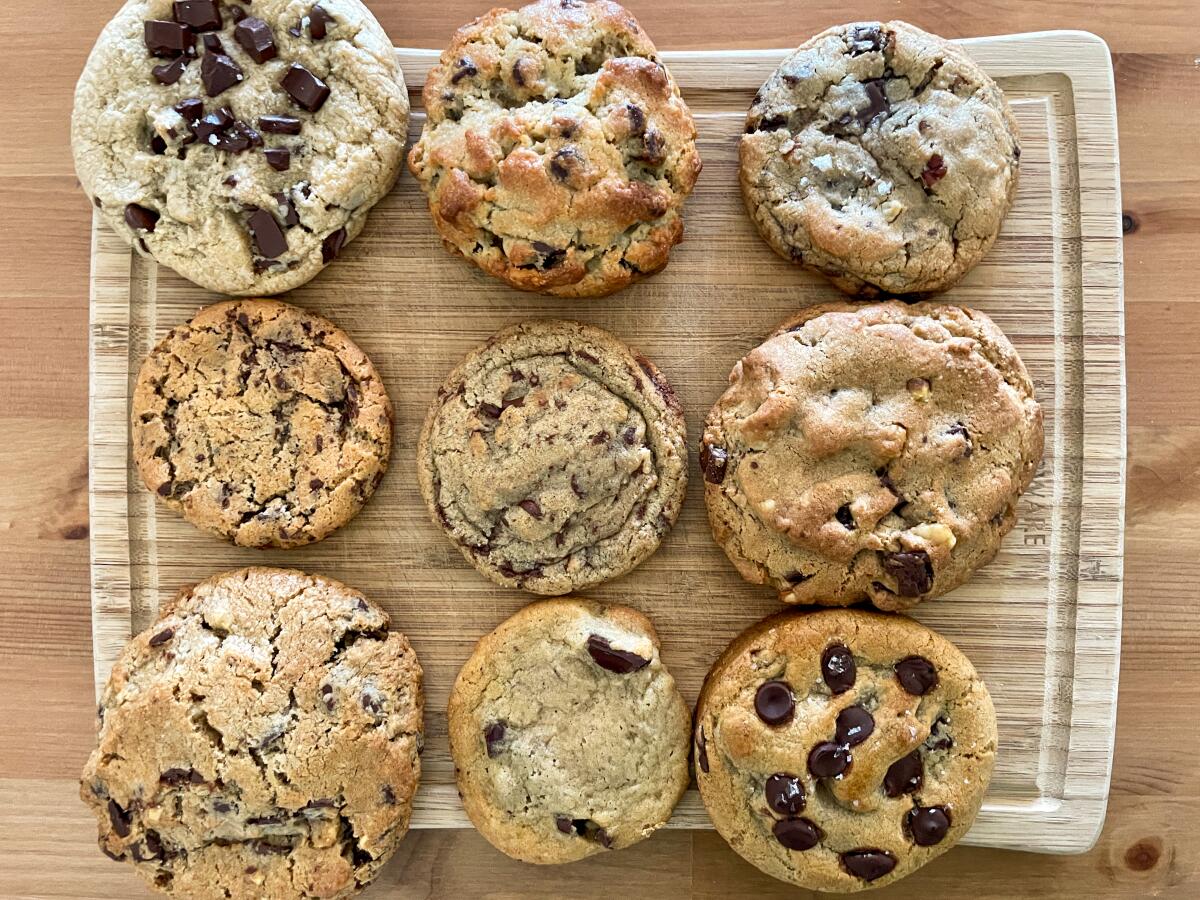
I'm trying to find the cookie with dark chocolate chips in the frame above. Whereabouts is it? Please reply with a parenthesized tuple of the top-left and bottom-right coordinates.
(408, 0, 701, 297)
(695, 608, 996, 892)
(741, 21, 1021, 295)
(81, 567, 423, 899)
(418, 320, 688, 594)
(448, 599, 690, 863)
(701, 301, 1043, 611)
(131, 299, 392, 549)
(72, 0, 408, 295)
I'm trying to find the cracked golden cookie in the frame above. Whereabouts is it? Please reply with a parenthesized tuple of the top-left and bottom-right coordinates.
(448, 598, 690, 863)
(81, 567, 424, 899)
(701, 302, 1043, 610)
(695, 608, 996, 892)
(408, 0, 701, 297)
(418, 320, 688, 594)
(741, 21, 1020, 296)
(132, 299, 392, 548)
(73, 0, 408, 295)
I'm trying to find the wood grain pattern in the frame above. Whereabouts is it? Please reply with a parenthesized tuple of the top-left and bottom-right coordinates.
(86, 33, 1123, 855)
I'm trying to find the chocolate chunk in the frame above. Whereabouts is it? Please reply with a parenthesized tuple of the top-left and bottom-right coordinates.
(921, 153, 948, 187)
(152, 57, 189, 85)
(107, 799, 132, 837)
(144, 20, 193, 58)
(259, 115, 302, 135)
(308, 5, 335, 40)
(518, 499, 542, 519)
(785, 571, 812, 585)
(841, 849, 896, 881)
(849, 24, 885, 55)
(201, 33, 224, 54)
(308, 478, 324, 491)
(229, 5, 247, 23)
(754, 680, 794, 726)
(321, 227, 347, 263)
(555, 815, 573, 834)
(549, 147, 582, 181)
(248, 207, 288, 259)
(835, 706, 874, 746)
(908, 805, 951, 846)
(856, 79, 890, 128)
(281, 64, 330, 112)
(235, 17, 277, 64)
(947, 421, 972, 457)
(764, 773, 805, 815)
(194, 106, 233, 143)
(821, 644, 856, 694)
(639, 128, 666, 164)
(148, 627, 174, 647)
(214, 120, 262, 153)
(450, 57, 477, 84)
(484, 721, 506, 757)
(925, 715, 953, 751)
(699, 442, 728, 484)
(173, 1, 221, 31)
(102, 847, 126, 862)
(125, 204, 160, 232)
(624, 102, 646, 135)
(882, 550, 933, 596)
(895, 655, 938, 695)
(265, 147, 291, 171)
(835, 504, 855, 529)
(773, 817, 821, 851)
(201, 53, 244, 97)
(586, 634, 650, 674)
(160, 767, 203, 785)
(695, 725, 709, 773)
(274, 193, 300, 227)
(380, 784, 396, 805)
(808, 741, 851, 778)
(174, 97, 204, 132)
(883, 750, 923, 797)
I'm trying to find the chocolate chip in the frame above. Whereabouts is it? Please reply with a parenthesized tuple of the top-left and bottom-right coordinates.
(107, 799, 132, 837)
(754, 681, 794, 726)
(173, 1, 221, 31)
(281, 64, 330, 112)
(201, 33, 224, 53)
(587, 634, 650, 674)
(764, 773, 805, 815)
(883, 750, 924, 797)
(450, 57, 477, 84)
(925, 715, 953, 751)
(948, 421, 973, 457)
(921, 153, 948, 187)
(773, 817, 821, 851)
(309, 5, 335, 40)
(125, 204, 159, 232)
(841, 849, 896, 881)
(320, 683, 335, 711)
(229, 5, 247, 23)
(144, 20, 193, 58)
(849, 24, 885, 55)
(624, 102, 645, 135)
(882, 550, 933, 596)
(248, 207, 288, 259)
(700, 442, 728, 484)
(265, 147, 291, 171)
(639, 128, 666, 164)
(856, 78, 890, 128)
(518, 499, 542, 519)
(895, 655, 938, 695)
(235, 17, 277, 64)
(102, 847, 126, 862)
(808, 741, 851, 778)
(160, 767, 203, 785)
(835, 706, 874, 746)
(785, 571, 812, 585)
(148, 627, 174, 647)
(361, 690, 382, 714)
(322, 227, 347, 263)
(695, 726, 709, 773)
(835, 504, 855, 529)
(152, 57, 189, 84)
(908, 805, 951, 846)
(484, 721, 506, 757)
(821, 644, 856, 694)
(576, 350, 600, 365)
(568, 819, 612, 848)
(274, 193, 299, 227)
(201, 53, 243, 97)
(259, 115, 302, 135)
(549, 147, 582, 181)
(570, 474, 585, 498)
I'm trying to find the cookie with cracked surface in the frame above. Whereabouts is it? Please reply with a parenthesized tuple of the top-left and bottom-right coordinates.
(695, 608, 996, 892)
(131, 299, 392, 549)
(81, 567, 424, 899)
(73, 0, 408, 295)
(407, 0, 701, 298)
(701, 301, 1043, 610)
(448, 598, 690, 863)
(418, 319, 687, 594)
(741, 21, 1020, 296)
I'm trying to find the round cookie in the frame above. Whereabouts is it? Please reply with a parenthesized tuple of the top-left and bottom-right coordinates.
(700, 301, 1043, 611)
(81, 567, 424, 899)
(418, 320, 688, 594)
(694, 608, 997, 892)
(132, 299, 392, 549)
(448, 598, 690, 863)
(741, 21, 1020, 296)
(408, 0, 701, 298)
(73, 0, 408, 295)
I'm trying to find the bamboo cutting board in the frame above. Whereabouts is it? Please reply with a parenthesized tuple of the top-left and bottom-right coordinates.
(88, 31, 1124, 855)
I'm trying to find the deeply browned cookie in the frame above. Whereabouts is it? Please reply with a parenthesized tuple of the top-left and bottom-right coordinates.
(695, 609, 996, 892)
(701, 302, 1043, 610)
(81, 568, 424, 899)
(131, 299, 392, 549)
(408, 0, 701, 297)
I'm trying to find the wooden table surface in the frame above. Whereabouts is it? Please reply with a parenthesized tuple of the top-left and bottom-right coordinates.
(1, 1, 1196, 897)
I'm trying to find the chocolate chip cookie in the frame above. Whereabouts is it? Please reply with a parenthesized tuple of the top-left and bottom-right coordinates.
(408, 0, 701, 297)
(448, 598, 690, 863)
(82, 567, 424, 898)
(695, 608, 996, 892)
(418, 320, 688, 594)
(741, 21, 1020, 296)
(701, 301, 1043, 610)
(73, 0, 408, 295)
(132, 299, 392, 548)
